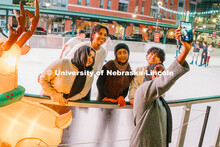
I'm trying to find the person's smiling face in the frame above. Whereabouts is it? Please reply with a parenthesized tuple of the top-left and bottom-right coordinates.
(92, 28, 107, 46)
(86, 50, 95, 67)
(151, 64, 165, 79)
(116, 48, 129, 63)
(146, 53, 161, 65)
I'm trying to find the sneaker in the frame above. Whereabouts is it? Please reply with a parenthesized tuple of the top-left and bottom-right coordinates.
(198, 64, 203, 67)
(190, 61, 193, 65)
(195, 61, 197, 65)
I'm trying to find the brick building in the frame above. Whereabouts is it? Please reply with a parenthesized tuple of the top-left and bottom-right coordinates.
(64, 0, 180, 39)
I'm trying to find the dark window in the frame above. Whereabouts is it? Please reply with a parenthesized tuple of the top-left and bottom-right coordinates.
(165, 0, 168, 5)
(107, 0, 111, 9)
(170, 0, 173, 6)
(78, 0, 82, 5)
(150, 8, 157, 16)
(135, 5, 138, 13)
(190, 4, 196, 12)
(179, 2, 184, 7)
(57, 0, 61, 6)
(164, 11, 166, 18)
(86, 0, 90, 6)
(169, 12, 171, 19)
(61, 0, 66, 7)
(100, 0, 104, 8)
(141, 6, 144, 14)
(118, 2, 128, 12)
(151, 0, 157, 6)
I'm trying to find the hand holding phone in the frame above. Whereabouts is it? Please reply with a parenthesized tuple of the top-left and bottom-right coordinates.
(180, 21, 193, 42)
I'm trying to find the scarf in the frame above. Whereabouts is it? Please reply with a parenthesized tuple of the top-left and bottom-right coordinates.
(113, 59, 129, 72)
(63, 46, 95, 99)
(160, 96, 172, 146)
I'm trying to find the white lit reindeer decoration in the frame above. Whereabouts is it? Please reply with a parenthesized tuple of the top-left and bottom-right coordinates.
(0, 1, 72, 146)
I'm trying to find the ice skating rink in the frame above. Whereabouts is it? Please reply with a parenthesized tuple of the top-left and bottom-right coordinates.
(18, 47, 220, 147)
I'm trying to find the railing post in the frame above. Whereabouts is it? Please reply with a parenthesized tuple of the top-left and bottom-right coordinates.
(214, 119, 220, 147)
(198, 106, 211, 147)
(176, 103, 192, 147)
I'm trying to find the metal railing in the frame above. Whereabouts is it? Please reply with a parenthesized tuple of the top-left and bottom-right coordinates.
(24, 93, 220, 147)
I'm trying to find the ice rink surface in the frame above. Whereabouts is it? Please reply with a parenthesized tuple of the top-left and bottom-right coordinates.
(18, 47, 220, 147)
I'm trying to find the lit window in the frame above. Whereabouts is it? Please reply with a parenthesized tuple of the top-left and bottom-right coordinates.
(52, 0, 57, 6)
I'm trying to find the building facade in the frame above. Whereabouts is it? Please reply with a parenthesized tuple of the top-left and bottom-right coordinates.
(65, 0, 180, 39)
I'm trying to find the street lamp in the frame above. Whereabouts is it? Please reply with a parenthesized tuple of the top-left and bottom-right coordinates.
(156, 1, 163, 32)
(45, 2, 51, 8)
(132, 14, 136, 18)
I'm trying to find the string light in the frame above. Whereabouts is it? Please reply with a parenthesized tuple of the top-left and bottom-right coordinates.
(158, 4, 219, 16)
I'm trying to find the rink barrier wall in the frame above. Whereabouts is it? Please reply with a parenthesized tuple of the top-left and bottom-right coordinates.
(0, 34, 219, 54)
(23, 93, 220, 147)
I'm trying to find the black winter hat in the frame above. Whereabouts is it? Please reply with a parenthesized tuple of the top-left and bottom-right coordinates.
(114, 43, 130, 55)
(78, 29, 85, 34)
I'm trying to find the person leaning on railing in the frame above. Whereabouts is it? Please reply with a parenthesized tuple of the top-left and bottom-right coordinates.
(130, 27, 194, 147)
(96, 43, 133, 107)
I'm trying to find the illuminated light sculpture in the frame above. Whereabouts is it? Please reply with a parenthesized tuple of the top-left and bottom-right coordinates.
(0, 1, 72, 146)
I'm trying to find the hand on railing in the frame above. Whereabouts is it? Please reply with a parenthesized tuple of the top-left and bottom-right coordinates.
(16, 0, 39, 48)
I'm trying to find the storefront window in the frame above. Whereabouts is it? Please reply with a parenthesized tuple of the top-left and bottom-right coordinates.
(132, 26, 140, 34)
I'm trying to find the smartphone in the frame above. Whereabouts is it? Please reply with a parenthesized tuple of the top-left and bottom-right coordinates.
(180, 21, 193, 42)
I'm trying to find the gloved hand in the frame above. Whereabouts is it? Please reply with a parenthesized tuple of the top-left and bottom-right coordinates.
(51, 93, 68, 106)
(102, 97, 118, 103)
(117, 96, 126, 107)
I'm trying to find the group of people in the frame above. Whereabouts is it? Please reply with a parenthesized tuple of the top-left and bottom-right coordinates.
(39, 24, 193, 146)
(190, 39, 213, 67)
(177, 38, 213, 67)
